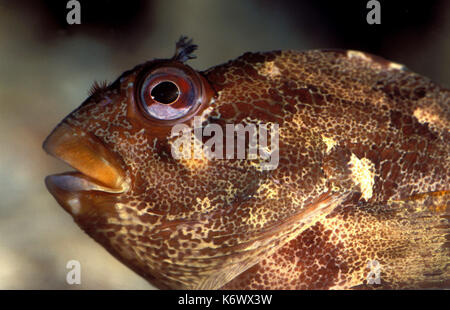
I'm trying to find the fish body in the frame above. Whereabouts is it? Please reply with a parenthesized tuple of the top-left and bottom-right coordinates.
(44, 38, 449, 289)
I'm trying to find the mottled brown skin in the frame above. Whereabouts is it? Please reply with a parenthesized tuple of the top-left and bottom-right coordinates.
(44, 40, 449, 290)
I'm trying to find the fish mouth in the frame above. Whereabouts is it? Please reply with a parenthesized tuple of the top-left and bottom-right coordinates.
(43, 122, 128, 216)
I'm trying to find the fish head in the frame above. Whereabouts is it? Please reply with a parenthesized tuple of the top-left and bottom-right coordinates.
(43, 39, 323, 289)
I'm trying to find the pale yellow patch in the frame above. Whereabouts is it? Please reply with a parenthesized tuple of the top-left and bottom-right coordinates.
(413, 107, 445, 127)
(387, 62, 404, 70)
(107, 217, 121, 225)
(347, 50, 404, 70)
(349, 153, 376, 201)
(321, 135, 337, 153)
(115, 202, 134, 222)
(347, 50, 372, 62)
(258, 61, 281, 78)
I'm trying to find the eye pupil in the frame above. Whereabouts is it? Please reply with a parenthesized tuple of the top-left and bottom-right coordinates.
(151, 81, 179, 104)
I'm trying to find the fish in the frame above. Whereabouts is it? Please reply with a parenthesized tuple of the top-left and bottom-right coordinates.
(43, 37, 449, 290)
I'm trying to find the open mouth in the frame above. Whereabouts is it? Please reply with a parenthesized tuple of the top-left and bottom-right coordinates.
(43, 122, 128, 215)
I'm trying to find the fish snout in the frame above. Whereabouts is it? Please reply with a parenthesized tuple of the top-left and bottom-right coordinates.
(43, 122, 129, 216)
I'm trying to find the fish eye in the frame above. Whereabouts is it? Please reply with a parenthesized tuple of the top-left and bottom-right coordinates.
(137, 64, 205, 121)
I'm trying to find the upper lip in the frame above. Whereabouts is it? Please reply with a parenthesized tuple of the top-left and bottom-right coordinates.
(43, 122, 128, 194)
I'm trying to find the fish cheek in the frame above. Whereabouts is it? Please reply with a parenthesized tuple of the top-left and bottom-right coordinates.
(73, 194, 158, 272)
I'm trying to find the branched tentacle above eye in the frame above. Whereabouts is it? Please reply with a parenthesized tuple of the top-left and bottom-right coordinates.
(173, 36, 198, 63)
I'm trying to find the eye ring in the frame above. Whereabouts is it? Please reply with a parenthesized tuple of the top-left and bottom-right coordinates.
(135, 62, 208, 123)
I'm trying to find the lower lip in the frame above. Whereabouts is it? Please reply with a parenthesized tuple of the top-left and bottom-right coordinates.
(46, 172, 125, 193)
(45, 172, 122, 217)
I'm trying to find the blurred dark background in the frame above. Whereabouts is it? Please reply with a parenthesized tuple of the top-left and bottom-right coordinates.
(0, 0, 448, 289)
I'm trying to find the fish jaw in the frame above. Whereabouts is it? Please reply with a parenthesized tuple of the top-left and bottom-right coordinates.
(43, 122, 129, 216)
